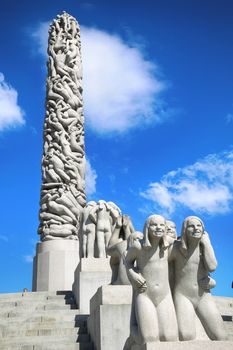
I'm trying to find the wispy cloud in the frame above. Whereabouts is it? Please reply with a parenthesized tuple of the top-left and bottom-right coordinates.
(23, 255, 34, 263)
(86, 159, 97, 196)
(141, 149, 233, 216)
(0, 235, 9, 242)
(30, 21, 168, 134)
(226, 113, 233, 123)
(0, 73, 25, 131)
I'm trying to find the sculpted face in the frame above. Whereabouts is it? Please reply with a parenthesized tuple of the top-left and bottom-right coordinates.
(166, 221, 177, 239)
(148, 216, 166, 238)
(186, 218, 203, 239)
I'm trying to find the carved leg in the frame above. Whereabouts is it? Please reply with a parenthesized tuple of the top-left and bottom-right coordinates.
(134, 293, 159, 345)
(82, 234, 87, 258)
(196, 294, 228, 340)
(96, 229, 106, 258)
(157, 293, 178, 341)
(87, 232, 95, 258)
(104, 228, 111, 249)
(174, 292, 196, 340)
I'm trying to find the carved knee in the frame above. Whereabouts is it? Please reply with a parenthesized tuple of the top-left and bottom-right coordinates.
(179, 329, 196, 341)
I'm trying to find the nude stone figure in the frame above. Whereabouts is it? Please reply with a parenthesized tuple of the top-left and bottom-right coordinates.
(169, 216, 227, 341)
(82, 201, 97, 258)
(125, 215, 178, 348)
(38, 13, 86, 241)
(107, 214, 135, 285)
(89, 200, 121, 258)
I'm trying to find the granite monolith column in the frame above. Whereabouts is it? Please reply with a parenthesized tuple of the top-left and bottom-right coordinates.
(33, 12, 85, 291)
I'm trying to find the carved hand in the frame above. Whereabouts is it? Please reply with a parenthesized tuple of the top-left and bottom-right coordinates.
(198, 276, 216, 291)
(200, 231, 211, 247)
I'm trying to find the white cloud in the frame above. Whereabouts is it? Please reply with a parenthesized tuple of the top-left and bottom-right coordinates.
(85, 159, 97, 196)
(30, 21, 49, 56)
(141, 150, 233, 215)
(31, 22, 167, 134)
(81, 26, 165, 133)
(0, 73, 25, 131)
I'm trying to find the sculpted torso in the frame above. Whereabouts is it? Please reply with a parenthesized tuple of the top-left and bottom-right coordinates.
(169, 216, 227, 341)
(173, 242, 208, 305)
(136, 247, 170, 305)
(82, 201, 96, 258)
(125, 215, 178, 347)
(96, 205, 112, 232)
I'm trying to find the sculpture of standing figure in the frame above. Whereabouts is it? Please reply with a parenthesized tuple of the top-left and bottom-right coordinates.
(125, 215, 178, 347)
(169, 216, 227, 341)
(82, 201, 97, 258)
(89, 200, 121, 258)
(107, 214, 135, 285)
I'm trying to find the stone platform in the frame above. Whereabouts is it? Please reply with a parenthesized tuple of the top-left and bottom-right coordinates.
(132, 340, 233, 350)
(73, 258, 112, 314)
(33, 239, 80, 292)
(87, 286, 233, 350)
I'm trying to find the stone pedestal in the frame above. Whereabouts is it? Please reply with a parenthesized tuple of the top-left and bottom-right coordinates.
(88, 285, 132, 350)
(132, 341, 233, 350)
(32, 239, 79, 292)
(73, 258, 112, 314)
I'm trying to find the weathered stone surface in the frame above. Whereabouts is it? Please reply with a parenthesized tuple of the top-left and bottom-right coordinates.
(107, 215, 135, 285)
(73, 258, 111, 314)
(33, 239, 79, 291)
(38, 12, 86, 242)
(88, 285, 132, 350)
(125, 215, 227, 348)
(131, 341, 233, 350)
(82, 200, 121, 258)
(0, 291, 91, 350)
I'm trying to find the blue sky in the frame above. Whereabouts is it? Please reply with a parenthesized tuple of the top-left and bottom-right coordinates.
(0, 0, 232, 296)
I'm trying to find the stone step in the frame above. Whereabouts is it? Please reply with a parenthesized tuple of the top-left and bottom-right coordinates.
(0, 291, 75, 304)
(214, 296, 233, 316)
(0, 308, 80, 319)
(0, 291, 65, 299)
(0, 302, 77, 313)
(0, 297, 76, 307)
(0, 327, 88, 338)
(224, 322, 233, 340)
(0, 342, 93, 350)
(0, 293, 74, 302)
(1, 314, 87, 325)
(0, 320, 85, 330)
(0, 334, 90, 345)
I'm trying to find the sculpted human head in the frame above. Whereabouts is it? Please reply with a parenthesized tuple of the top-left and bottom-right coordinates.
(181, 216, 205, 251)
(87, 201, 96, 208)
(143, 215, 167, 248)
(98, 199, 107, 210)
(166, 220, 177, 239)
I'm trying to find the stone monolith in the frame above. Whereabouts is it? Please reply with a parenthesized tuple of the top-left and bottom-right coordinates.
(33, 12, 85, 291)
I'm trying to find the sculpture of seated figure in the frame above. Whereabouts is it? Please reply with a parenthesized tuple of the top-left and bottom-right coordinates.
(125, 214, 178, 348)
(169, 216, 227, 341)
(107, 214, 135, 285)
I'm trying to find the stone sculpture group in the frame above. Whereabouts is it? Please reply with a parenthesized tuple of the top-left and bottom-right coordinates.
(124, 215, 227, 348)
(34, 12, 228, 349)
(38, 12, 86, 242)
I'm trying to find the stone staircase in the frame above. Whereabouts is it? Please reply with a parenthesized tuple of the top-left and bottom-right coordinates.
(0, 291, 92, 350)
